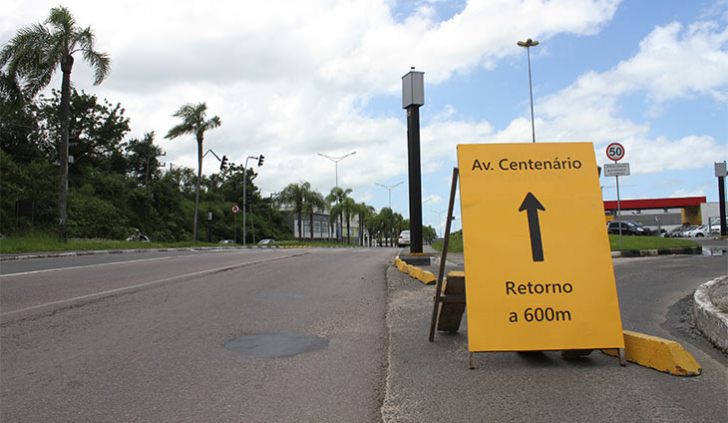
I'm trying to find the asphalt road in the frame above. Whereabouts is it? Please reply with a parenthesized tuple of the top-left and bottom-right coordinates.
(1, 248, 393, 422)
(1, 244, 726, 422)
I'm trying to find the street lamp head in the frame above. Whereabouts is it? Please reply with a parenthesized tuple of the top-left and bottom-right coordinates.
(517, 38, 539, 48)
(318, 151, 357, 163)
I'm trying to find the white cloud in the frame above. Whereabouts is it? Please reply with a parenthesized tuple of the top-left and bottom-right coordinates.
(19, 0, 720, 204)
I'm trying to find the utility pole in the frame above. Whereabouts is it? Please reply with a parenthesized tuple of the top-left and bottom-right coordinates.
(318, 152, 356, 241)
(243, 154, 264, 244)
(402, 68, 425, 256)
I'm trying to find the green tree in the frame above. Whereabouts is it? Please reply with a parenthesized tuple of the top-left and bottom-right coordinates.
(278, 181, 315, 241)
(379, 207, 395, 247)
(354, 202, 374, 246)
(326, 186, 352, 242)
(164, 102, 221, 242)
(126, 131, 163, 187)
(364, 208, 383, 247)
(1, 6, 111, 241)
(302, 189, 326, 240)
(36, 89, 131, 177)
(422, 224, 437, 245)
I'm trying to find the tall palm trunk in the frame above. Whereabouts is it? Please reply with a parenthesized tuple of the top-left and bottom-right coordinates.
(58, 54, 73, 241)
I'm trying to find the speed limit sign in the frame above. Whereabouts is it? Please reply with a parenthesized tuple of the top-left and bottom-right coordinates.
(606, 142, 625, 162)
(231, 205, 240, 214)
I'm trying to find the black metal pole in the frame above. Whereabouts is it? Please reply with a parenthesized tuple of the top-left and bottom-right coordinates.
(406, 105, 423, 254)
(719, 175, 727, 237)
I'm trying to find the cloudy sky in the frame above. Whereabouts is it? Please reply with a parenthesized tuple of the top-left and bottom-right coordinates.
(3, 0, 727, 234)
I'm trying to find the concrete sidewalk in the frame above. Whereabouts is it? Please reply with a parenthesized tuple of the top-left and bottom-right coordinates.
(383, 246, 727, 421)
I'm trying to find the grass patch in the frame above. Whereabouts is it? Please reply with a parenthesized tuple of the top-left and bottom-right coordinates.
(0, 234, 221, 255)
(431, 231, 464, 253)
(0, 235, 366, 255)
(608, 234, 698, 251)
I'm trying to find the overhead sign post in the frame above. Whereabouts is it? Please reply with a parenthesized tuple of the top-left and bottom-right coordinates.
(457, 142, 624, 352)
(605, 143, 627, 245)
(716, 162, 727, 237)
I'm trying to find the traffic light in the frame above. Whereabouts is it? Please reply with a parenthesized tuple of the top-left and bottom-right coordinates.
(258, 155, 265, 167)
(220, 155, 228, 171)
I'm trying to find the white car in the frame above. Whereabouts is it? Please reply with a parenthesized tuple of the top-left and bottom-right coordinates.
(685, 225, 710, 237)
(397, 230, 411, 247)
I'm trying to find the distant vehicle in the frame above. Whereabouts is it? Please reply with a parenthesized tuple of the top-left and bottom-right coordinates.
(666, 226, 690, 238)
(685, 225, 710, 238)
(126, 234, 150, 242)
(607, 221, 650, 236)
(258, 239, 275, 245)
(398, 230, 411, 247)
(219, 239, 236, 244)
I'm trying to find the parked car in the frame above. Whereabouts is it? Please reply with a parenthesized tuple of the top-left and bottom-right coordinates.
(607, 221, 651, 236)
(258, 239, 275, 245)
(666, 225, 691, 238)
(219, 239, 236, 244)
(684, 225, 710, 238)
(397, 230, 411, 247)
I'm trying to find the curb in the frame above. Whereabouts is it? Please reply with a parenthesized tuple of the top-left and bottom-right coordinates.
(602, 330, 701, 376)
(692, 276, 728, 352)
(611, 246, 702, 258)
(393, 257, 436, 285)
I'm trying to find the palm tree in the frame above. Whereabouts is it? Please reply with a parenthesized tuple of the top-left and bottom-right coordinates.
(302, 189, 326, 241)
(340, 197, 357, 244)
(1, 6, 110, 240)
(278, 181, 310, 241)
(326, 186, 352, 242)
(165, 102, 221, 242)
(354, 202, 374, 246)
(378, 207, 395, 247)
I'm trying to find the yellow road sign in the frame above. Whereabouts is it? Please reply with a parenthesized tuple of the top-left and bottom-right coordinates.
(457, 142, 624, 352)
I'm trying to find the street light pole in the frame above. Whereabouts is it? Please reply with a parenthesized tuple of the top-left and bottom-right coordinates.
(318, 151, 356, 240)
(243, 155, 263, 244)
(376, 181, 404, 210)
(517, 38, 539, 143)
(431, 209, 445, 238)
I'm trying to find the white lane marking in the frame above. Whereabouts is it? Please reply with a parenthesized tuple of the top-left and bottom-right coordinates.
(0, 252, 306, 318)
(0, 256, 173, 278)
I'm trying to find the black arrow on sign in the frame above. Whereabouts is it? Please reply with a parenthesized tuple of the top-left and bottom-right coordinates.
(519, 192, 545, 262)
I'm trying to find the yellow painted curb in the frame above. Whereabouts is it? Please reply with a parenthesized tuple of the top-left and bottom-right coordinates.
(393, 258, 435, 285)
(408, 265, 422, 279)
(418, 270, 436, 285)
(602, 330, 701, 376)
(397, 260, 408, 273)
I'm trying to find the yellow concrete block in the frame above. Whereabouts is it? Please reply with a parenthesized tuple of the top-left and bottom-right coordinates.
(418, 271, 436, 285)
(408, 266, 422, 279)
(394, 258, 401, 268)
(602, 330, 701, 376)
(397, 260, 408, 273)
